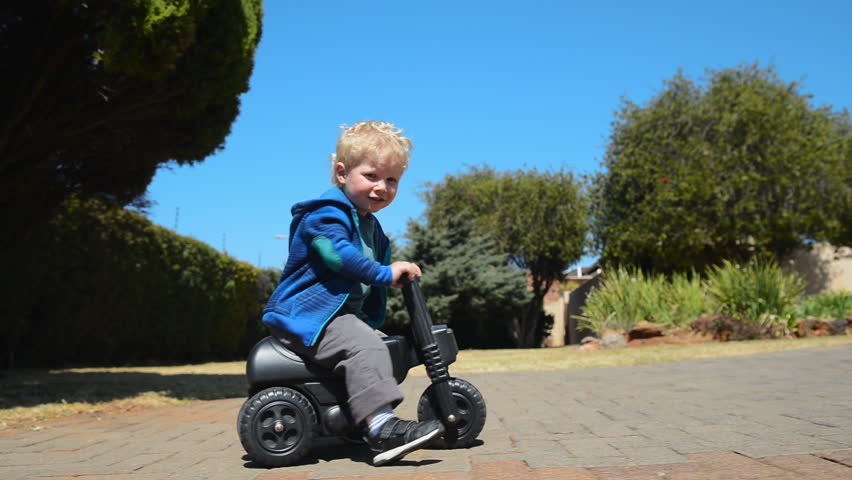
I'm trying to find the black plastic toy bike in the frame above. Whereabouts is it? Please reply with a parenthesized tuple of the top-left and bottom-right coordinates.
(237, 276, 487, 467)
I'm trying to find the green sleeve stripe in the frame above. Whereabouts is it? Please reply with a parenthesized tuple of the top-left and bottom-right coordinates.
(312, 236, 343, 272)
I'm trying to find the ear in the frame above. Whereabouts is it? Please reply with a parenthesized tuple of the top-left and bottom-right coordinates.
(334, 162, 347, 185)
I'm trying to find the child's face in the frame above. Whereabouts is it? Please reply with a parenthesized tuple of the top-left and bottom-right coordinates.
(336, 153, 405, 216)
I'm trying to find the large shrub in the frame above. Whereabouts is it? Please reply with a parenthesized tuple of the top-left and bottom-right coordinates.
(692, 260, 804, 340)
(705, 260, 804, 325)
(1, 197, 268, 367)
(664, 272, 708, 327)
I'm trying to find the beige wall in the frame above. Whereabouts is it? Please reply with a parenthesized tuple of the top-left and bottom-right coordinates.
(542, 292, 568, 347)
(541, 276, 600, 347)
(786, 243, 852, 295)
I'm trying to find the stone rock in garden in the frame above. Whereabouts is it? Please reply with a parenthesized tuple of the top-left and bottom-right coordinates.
(628, 336, 685, 347)
(628, 330, 715, 348)
(796, 318, 848, 337)
(579, 336, 601, 351)
(811, 321, 834, 337)
(794, 319, 810, 337)
(601, 332, 627, 349)
(628, 321, 665, 341)
(692, 313, 735, 341)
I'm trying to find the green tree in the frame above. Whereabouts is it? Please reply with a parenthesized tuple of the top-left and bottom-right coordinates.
(385, 217, 531, 349)
(591, 63, 851, 272)
(424, 166, 588, 347)
(0, 0, 263, 246)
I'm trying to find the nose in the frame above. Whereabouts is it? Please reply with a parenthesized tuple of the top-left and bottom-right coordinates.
(374, 180, 387, 192)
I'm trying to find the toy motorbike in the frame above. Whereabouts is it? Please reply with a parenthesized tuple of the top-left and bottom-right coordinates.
(237, 276, 486, 467)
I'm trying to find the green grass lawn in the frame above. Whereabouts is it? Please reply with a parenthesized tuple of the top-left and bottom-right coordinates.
(2, 335, 850, 431)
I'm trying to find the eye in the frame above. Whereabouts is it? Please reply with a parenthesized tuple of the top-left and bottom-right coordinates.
(365, 172, 378, 180)
(386, 177, 398, 185)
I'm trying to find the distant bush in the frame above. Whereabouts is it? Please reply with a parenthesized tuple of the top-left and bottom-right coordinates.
(578, 267, 655, 335)
(796, 291, 852, 320)
(578, 267, 707, 335)
(704, 260, 804, 338)
(663, 272, 708, 327)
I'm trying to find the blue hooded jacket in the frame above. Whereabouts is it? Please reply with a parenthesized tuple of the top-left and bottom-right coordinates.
(262, 188, 393, 347)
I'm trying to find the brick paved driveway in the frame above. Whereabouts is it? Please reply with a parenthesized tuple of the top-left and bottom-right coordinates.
(1, 346, 850, 479)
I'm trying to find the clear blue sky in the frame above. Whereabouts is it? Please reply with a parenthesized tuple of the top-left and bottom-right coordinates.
(145, 0, 851, 270)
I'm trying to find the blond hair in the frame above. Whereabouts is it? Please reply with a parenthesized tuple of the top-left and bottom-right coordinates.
(330, 121, 413, 187)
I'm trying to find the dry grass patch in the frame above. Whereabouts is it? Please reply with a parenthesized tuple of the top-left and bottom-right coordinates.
(59, 361, 246, 376)
(0, 361, 247, 431)
(407, 335, 852, 375)
(0, 392, 191, 431)
(2, 336, 850, 431)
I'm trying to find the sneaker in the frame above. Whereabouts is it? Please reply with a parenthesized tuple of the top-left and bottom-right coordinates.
(365, 417, 445, 466)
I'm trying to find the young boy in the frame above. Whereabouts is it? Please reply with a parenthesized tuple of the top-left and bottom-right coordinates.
(262, 121, 444, 466)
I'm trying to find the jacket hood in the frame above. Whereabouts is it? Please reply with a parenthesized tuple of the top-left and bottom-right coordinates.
(291, 188, 354, 217)
(290, 188, 358, 233)
(289, 188, 378, 241)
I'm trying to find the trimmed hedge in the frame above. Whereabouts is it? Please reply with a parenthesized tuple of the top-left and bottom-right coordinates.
(1, 197, 273, 367)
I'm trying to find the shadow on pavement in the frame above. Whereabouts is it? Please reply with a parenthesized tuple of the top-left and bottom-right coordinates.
(0, 370, 247, 408)
(240, 437, 445, 469)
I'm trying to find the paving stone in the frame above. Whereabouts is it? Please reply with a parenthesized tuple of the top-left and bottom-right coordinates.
(510, 439, 577, 468)
(71, 474, 173, 480)
(565, 456, 631, 468)
(531, 466, 597, 479)
(616, 446, 688, 465)
(415, 451, 472, 473)
(588, 461, 703, 480)
(255, 472, 311, 480)
(760, 453, 852, 477)
(736, 441, 847, 459)
(470, 452, 529, 464)
(500, 416, 550, 437)
(819, 434, 852, 447)
(417, 474, 476, 480)
(134, 453, 204, 474)
(604, 435, 661, 449)
(470, 459, 530, 480)
(558, 438, 622, 457)
(524, 454, 585, 469)
(544, 422, 589, 435)
(679, 427, 760, 449)
(581, 421, 636, 437)
(817, 448, 852, 467)
(666, 441, 720, 454)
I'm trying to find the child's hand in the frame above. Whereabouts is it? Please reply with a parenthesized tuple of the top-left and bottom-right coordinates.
(390, 261, 422, 287)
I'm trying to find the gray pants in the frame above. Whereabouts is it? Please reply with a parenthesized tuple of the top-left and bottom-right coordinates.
(268, 314, 404, 425)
